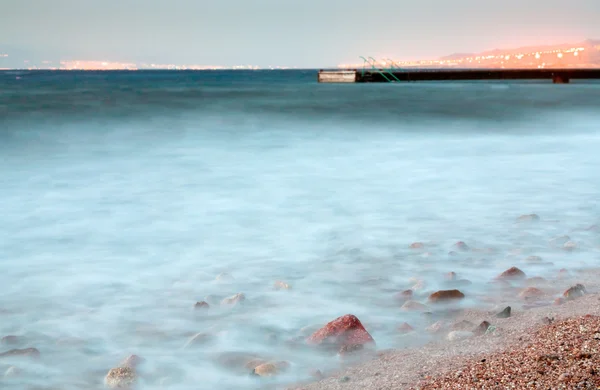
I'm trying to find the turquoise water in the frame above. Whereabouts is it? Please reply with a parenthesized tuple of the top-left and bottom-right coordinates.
(1, 71, 600, 389)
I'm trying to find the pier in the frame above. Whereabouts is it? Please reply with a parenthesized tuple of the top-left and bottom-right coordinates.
(318, 68, 600, 84)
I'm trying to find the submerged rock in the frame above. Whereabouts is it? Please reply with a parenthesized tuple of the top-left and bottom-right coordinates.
(0, 336, 19, 345)
(393, 289, 413, 303)
(516, 214, 540, 222)
(497, 267, 526, 280)
(0, 347, 40, 359)
(306, 314, 375, 348)
(563, 241, 578, 251)
(398, 322, 415, 334)
(525, 255, 543, 263)
(428, 289, 465, 303)
(253, 363, 278, 377)
(563, 284, 586, 300)
(3, 366, 21, 378)
(410, 242, 425, 249)
(453, 241, 470, 251)
(518, 287, 545, 300)
(273, 281, 291, 290)
(193, 301, 210, 310)
(221, 293, 245, 306)
(401, 300, 430, 312)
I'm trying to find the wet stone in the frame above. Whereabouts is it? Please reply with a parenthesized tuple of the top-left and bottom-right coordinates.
(105, 367, 137, 389)
(0, 347, 40, 359)
(496, 306, 511, 318)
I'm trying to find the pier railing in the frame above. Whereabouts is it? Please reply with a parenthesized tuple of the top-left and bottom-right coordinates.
(359, 57, 401, 82)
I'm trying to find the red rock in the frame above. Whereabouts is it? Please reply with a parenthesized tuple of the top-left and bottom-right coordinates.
(306, 314, 375, 348)
(410, 242, 425, 249)
(518, 287, 545, 300)
(398, 322, 414, 334)
(400, 300, 430, 312)
(563, 284, 586, 300)
(453, 241, 470, 251)
(0, 347, 40, 359)
(393, 289, 413, 303)
(194, 301, 210, 310)
(554, 297, 566, 306)
(444, 272, 457, 281)
(497, 266, 526, 280)
(428, 289, 465, 303)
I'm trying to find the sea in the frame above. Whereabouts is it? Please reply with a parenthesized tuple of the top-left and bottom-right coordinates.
(1, 70, 600, 389)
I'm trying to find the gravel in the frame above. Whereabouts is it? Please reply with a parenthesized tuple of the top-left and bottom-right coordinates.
(288, 285, 600, 390)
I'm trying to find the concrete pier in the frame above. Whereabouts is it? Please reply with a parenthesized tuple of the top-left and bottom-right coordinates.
(318, 69, 600, 83)
(317, 70, 357, 83)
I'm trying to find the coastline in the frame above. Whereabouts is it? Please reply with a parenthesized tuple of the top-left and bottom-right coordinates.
(288, 268, 600, 390)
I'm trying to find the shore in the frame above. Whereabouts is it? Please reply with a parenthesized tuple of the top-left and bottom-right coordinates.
(288, 268, 600, 390)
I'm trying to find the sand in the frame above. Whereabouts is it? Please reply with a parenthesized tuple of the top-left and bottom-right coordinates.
(288, 270, 600, 390)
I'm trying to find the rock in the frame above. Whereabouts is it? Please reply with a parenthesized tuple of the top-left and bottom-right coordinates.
(121, 355, 145, 369)
(444, 272, 457, 281)
(105, 367, 137, 389)
(221, 293, 245, 306)
(474, 321, 491, 335)
(398, 322, 414, 334)
(184, 332, 214, 348)
(3, 366, 21, 378)
(216, 272, 234, 281)
(453, 241, 470, 252)
(428, 289, 465, 303)
(410, 242, 425, 249)
(339, 376, 351, 383)
(306, 314, 375, 348)
(253, 363, 278, 377)
(393, 289, 413, 303)
(426, 321, 446, 334)
(410, 280, 427, 291)
(525, 255, 543, 263)
(497, 267, 526, 280)
(563, 284, 586, 300)
(447, 331, 474, 341)
(273, 281, 291, 290)
(554, 297, 566, 306)
(1, 336, 19, 345)
(216, 352, 263, 373)
(401, 300, 430, 312)
(338, 344, 364, 356)
(496, 306, 511, 318)
(0, 347, 40, 359)
(563, 241, 578, 251)
(309, 369, 324, 380)
(451, 320, 475, 331)
(549, 235, 570, 247)
(244, 359, 267, 371)
(518, 287, 545, 300)
(517, 214, 540, 222)
(194, 301, 210, 310)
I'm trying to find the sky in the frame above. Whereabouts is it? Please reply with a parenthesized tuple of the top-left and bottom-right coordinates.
(2, 0, 600, 67)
